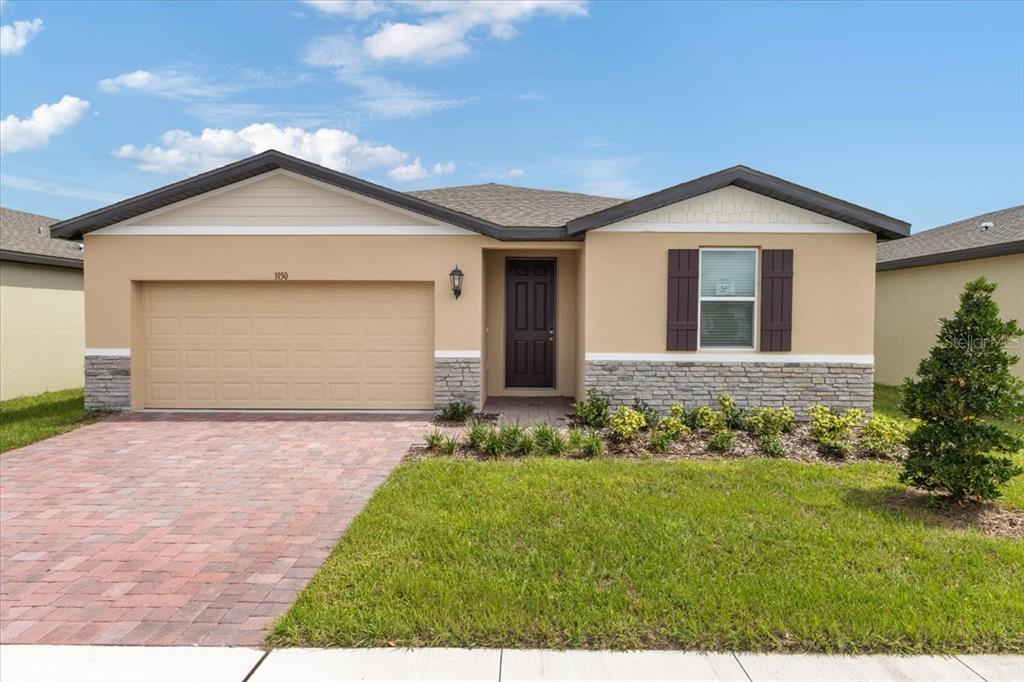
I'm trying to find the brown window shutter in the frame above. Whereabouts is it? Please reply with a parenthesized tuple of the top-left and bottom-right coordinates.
(667, 249, 699, 351)
(760, 249, 794, 352)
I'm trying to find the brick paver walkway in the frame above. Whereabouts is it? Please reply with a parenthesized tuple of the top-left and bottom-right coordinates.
(0, 412, 430, 646)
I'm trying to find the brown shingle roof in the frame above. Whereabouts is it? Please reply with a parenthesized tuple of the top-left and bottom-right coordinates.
(877, 205, 1023, 269)
(1, 207, 83, 265)
(408, 183, 624, 228)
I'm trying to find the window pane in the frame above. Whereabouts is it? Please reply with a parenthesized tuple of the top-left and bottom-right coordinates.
(700, 301, 754, 348)
(701, 250, 756, 297)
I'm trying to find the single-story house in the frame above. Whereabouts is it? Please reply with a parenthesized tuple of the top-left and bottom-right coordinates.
(49, 150, 910, 414)
(1, 207, 84, 400)
(876, 205, 1023, 385)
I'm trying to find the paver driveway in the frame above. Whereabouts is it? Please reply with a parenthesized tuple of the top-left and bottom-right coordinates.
(0, 412, 430, 646)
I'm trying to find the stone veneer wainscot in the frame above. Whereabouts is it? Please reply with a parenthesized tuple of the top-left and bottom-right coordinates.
(433, 356, 482, 407)
(84, 354, 131, 411)
(585, 359, 873, 418)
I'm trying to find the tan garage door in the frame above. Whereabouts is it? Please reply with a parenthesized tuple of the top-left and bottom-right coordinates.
(139, 281, 434, 409)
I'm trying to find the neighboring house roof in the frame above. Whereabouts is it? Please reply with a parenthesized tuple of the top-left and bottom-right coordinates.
(566, 165, 910, 239)
(1, 207, 83, 269)
(408, 183, 623, 228)
(877, 205, 1024, 271)
(49, 149, 910, 241)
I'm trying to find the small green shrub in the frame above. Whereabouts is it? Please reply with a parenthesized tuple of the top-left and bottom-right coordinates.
(717, 394, 744, 429)
(693, 405, 725, 431)
(631, 398, 659, 429)
(808, 404, 865, 456)
(572, 390, 610, 428)
(438, 401, 476, 423)
(532, 422, 567, 456)
(439, 435, 459, 455)
(654, 415, 690, 441)
(424, 429, 445, 450)
(608, 406, 646, 443)
(668, 404, 693, 427)
(577, 430, 605, 458)
(498, 423, 527, 453)
(465, 419, 494, 450)
(567, 427, 587, 452)
(649, 430, 674, 453)
(745, 406, 797, 437)
(759, 433, 786, 458)
(479, 429, 503, 457)
(707, 428, 736, 452)
(860, 414, 910, 456)
(509, 431, 536, 457)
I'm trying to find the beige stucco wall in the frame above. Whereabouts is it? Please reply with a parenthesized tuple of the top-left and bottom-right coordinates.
(0, 261, 84, 400)
(875, 253, 1024, 385)
(483, 249, 579, 397)
(584, 231, 877, 354)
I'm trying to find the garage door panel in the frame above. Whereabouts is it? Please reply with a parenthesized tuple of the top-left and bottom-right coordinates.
(140, 281, 434, 409)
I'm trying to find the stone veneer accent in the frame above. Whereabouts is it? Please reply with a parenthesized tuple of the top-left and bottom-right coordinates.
(85, 354, 132, 411)
(434, 357, 482, 407)
(585, 360, 873, 418)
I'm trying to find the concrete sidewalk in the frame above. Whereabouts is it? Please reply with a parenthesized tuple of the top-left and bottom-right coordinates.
(1, 646, 1020, 682)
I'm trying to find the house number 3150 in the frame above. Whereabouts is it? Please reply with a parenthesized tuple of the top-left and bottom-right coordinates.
(274, 271, 289, 280)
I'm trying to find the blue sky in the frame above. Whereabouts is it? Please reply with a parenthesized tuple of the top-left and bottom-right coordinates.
(1, 0, 1022, 232)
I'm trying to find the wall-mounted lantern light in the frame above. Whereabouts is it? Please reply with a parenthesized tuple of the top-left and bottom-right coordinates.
(449, 265, 464, 299)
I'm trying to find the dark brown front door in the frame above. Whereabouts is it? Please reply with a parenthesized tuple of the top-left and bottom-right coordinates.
(505, 259, 555, 388)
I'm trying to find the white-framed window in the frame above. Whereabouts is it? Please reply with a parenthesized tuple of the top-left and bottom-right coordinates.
(698, 248, 758, 350)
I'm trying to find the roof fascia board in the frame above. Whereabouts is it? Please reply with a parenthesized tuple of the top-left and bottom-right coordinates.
(877, 239, 1024, 271)
(0, 249, 84, 269)
(567, 167, 910, 240)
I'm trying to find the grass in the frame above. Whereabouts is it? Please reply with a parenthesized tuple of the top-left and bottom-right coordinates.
(0, 388, 107, 453)
(272, 456, 1024, 653)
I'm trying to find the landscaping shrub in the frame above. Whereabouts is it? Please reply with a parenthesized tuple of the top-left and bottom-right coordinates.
(509, 431, 536, 457)
(438, 401, 476, 423)
(900, 277, 1024, 501)
(532, 422, 567, 456)
(439, 435, 459, 455)
(707, 429, 736, 452)
(424, 429, 445, 451)
(717, 394, 745, 429)
(654, 415, 690, 441)
(566, 427, 587, 453)
(572, 390, 610, 428)
(631, 398, 659, 429)
(744, 406, 796, 437)
(759, 433, 786, 458)
(669, 404, 694, 427)
(649, 430, 674, 453)
(608, 406, 646, 443)
(465, 419, 493, 451)
(577, 430, 605, 458)
(693, 405, 725, 432)
(808, 404, 864, 456)
(479, 428, 503, 457)
(860, 414, 910, 456)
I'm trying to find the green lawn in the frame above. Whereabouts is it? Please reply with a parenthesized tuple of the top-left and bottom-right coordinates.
(272, 456, 1024, 653)
(0, 388, 106, 453)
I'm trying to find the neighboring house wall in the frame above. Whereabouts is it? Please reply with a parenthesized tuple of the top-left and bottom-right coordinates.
(0, 261, 84, 400)
(583, 230, 877, 414)
(875, 253, 1024, 385)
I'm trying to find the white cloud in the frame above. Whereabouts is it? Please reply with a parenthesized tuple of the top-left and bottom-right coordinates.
(388, 157, 456, 182)
(304, 0, 385, 19)
(1, 173, 124, 203)
(506, 168, 526, 178)
(568, 157, 642, 198)
(111, 123, 458, 181)
(98, 69, 236, 99)
(303, 35, 466, 118)
(364, 1, 588, 63)
(0, 95, 90, 154)
(0, 17, 42, 55)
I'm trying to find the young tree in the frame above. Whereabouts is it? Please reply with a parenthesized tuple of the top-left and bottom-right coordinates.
(900, 277, 1024, 501)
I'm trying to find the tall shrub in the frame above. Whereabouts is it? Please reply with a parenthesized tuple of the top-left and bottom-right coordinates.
(900, 277, 1024, 501)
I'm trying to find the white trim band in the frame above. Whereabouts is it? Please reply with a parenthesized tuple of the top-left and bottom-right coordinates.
(434, 350, 482, 359)
(598, 222, 864, 234)
(91, 225, 473, 236)
(585, 352, 874, 364)
(85, 347, 131, 357)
